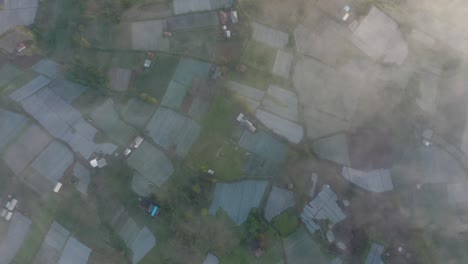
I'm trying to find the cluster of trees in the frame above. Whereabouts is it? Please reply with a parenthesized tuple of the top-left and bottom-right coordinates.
(139, 93, 159, 105)
(65, 58, 106, 89)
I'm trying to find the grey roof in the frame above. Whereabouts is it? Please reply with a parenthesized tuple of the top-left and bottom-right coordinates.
(73, 162, 91, 195)
(32, 59, 61, 79)
(57, 236, 92, 264)
(238, 130, 288, 163)
(251, 22, 289, 49)
(9, 75, 50, 102)
(130, 227, 156, 264)
(301, 186, 346, 229)
(34, 222, 71, 264)
(11, 78, 117, 159)
(342, 167, 394, 192)
(255, 109, 304, 144)
(202, 253, 219, 264)
(145, 107, 201, 157)
(0, 109, 28, 152)
(30, 141, 74, 183)
(0, 213, 32, 264)
(48, 77, 87, 103)
(264, 186, 295, 221)
(209, 180, 268, 225)
(127, 141, 174, 187)
(312, 133, 350, 166)
(167, 11, 219, 31)
(4, 124, 51, 175)
(365, 243, 385, 264)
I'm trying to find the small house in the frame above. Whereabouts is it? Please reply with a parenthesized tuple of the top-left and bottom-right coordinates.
(230, 11, 238, 23)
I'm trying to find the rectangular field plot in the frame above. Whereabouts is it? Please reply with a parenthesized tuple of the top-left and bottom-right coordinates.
(145, 107, 201, 157)
(0, 109, 28, 152)
(241, 40, 277, 72)
(238, 130, 288, 163)
(0, 213, 32, 264)
(167, 11, 219, 31)
(209, 180, 268, 225)
(127, 142, 174, 187)
(34, 222, 70, 264)
(121, 98, 157, 130)
(251, 22, 289, 49)
(91, 99, 137, 146)
(4, 124, 51, 175)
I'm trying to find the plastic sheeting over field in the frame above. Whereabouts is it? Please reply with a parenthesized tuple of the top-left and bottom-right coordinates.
(4, 124, 51, 175)
(209, 180, 268, 225)
(127, 141, 174, 188)
(342, 167, 393, 192)
(312, 133, 350, 166)
(121, 98, 156, 129)
(57, 237, 92, 264)
(34, 222, 71, 264)
(251, 22, 289, 49)
(145, 107, 201, 157)
(301, 186, 346, 233)
(73, 162, 91, 195)
(32, 59, 61, 79)
(117, 216, 156, 264)
(173, 0, 232, 15)
(10, 78, 117, 159)
(0, 109, 28, 152)
(0, 213, 31, 264)
(255, 110, 303, 144)
(167, 11, 219, 31)
(91, 99, 136, 145)
(264, 186, 295, 221)
(238, 130, 288, 163)
(48, 77, 87, 103)
(284, 228, 330, 264)
(364, 243, 385, 264)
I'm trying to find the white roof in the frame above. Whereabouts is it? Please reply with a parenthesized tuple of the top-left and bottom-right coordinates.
(5, 211, 13, 221)
(97, 159, 107, 168)
(134, 136, 144, 148)
(53, 182, 63, 193)
(6, 199, 18, 211)
(89, 159, 98, 168)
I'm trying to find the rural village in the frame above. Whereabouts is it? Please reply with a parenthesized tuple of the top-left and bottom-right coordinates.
(1, 0, 468, 263)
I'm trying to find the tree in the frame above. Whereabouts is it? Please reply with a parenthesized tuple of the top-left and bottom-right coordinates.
(65, 58, 106, 89)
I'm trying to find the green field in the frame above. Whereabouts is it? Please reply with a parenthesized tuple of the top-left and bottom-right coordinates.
(134, 54, 179, 99)
(187, 91, 246, 181)
(241, 40, 277, 72)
